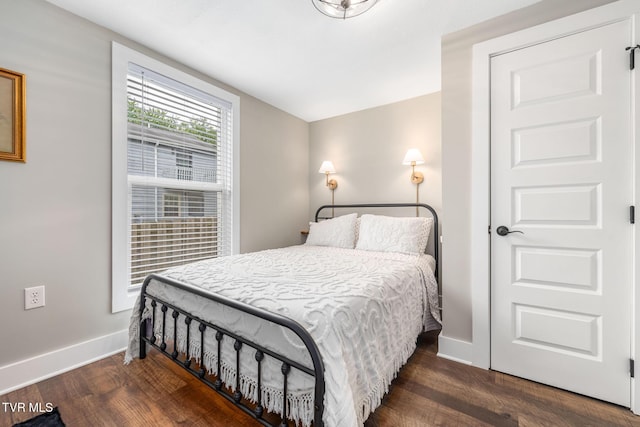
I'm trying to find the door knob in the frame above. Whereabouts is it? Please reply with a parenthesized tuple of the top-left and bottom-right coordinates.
(496, 225, 524, 236)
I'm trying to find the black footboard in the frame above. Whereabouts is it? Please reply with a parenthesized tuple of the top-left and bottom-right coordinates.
(138, 274, 325, 427)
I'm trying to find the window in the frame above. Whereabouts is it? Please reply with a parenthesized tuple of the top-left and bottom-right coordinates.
(112, 42, 240, 312)
(175, 149, 193, 181)
(163, 192, 181, 218)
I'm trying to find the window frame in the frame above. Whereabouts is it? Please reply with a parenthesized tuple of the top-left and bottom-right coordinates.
(112, 42, 240, 313)
(162, 191, 182, 218)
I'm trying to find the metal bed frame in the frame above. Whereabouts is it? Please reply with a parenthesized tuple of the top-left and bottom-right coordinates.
(137, 203, 439, 427)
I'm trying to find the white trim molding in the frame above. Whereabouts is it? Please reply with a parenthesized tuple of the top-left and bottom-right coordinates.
(437, 334, 473, 365)
(0, 330, 128, 395)
(471, 0, 640, 414)
(111, 41, 241, 313)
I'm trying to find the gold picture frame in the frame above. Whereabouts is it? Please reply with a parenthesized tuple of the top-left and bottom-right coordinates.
(0, 68, 26, 162)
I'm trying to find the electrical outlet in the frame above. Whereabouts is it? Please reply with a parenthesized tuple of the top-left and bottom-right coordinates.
(25, 286, 45, 310)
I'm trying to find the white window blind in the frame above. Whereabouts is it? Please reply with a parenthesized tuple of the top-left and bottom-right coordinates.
(112, 42, 239, 312)
(126, 64, 234, 287)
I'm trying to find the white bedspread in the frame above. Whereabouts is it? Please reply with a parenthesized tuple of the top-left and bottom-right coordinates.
(125, 245, 440, 427)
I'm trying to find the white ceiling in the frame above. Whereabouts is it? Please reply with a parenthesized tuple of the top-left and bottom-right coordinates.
(46, 0, 541, 122)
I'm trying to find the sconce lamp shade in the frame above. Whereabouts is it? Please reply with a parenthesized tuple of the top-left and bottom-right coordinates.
(318, 160, 336, 174)
(402, 149, 425, 166)
(319, 160, 338, 196)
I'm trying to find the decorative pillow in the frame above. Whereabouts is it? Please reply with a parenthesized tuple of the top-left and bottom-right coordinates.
(305, 213, 358, 249)
(355, 214, 433, 255)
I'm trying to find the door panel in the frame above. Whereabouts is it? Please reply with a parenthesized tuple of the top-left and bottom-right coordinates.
(513, 304, 600, 357)
(513, 184, 599, 225)
(514, 246, 599, 291)
(512, 118, 599, 167)
(491, 19, 632, 406)
(512, 50, 601, 108)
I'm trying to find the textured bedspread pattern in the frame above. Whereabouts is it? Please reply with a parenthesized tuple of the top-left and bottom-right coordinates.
(125, 245, 440, 427)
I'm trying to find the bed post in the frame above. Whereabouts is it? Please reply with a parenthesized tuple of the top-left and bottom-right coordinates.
(139, 318, 147, 359)
(139, 277, 150, 359)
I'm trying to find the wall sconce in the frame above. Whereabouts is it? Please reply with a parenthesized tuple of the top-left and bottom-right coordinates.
(402, 149, 425, 215)
(319, 160, 338, 215)
(318, 160, 338, 190)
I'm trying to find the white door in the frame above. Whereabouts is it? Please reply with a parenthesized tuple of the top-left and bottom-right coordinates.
(491, 19, 632, 406)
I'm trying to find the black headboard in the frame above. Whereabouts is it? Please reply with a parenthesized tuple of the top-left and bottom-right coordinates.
(314, 203, 439, 280)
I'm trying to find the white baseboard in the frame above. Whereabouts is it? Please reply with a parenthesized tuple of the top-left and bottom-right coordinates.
(437, 334, 473, 365)
(0, 329, 128, 395)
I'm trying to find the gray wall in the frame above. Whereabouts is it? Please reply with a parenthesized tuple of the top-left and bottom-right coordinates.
(309, 93, 441, 221)
(0, 0, 309, 367)
(240, 95, 309, 252)
(440, 0, 616, 343)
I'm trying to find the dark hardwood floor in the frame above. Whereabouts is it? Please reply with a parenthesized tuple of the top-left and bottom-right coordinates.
(1, 331, 638, 426)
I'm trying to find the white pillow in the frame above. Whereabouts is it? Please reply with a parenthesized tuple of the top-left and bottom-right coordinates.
(305, 213, 358, 249)
(355, 214, 433, 255)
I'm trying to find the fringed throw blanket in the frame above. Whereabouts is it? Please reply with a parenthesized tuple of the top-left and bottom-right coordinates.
(125, 245, 440, 427)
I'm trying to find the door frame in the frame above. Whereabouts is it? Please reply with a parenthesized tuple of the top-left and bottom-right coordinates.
(470, 0, 640, 413)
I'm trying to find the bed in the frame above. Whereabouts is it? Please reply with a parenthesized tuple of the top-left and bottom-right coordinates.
(125, 203, 441, 427)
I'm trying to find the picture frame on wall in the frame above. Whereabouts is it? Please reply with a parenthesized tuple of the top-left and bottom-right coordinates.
(0, 67, 25, 162)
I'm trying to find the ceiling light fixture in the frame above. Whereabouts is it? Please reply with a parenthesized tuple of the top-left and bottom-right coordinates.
(311, 0, 379, 19)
